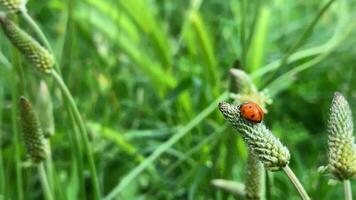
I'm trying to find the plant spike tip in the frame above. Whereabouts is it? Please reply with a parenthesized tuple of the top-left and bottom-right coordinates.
(0, 17, 53, 73)
(19, 96, 47, 163)
(327, 92, 356, 180)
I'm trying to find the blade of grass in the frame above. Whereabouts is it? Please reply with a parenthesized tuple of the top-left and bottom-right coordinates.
(239, 0, 246, 67)
(0, 89, 4, 197)
(163, 125, 227, 175)
(67, 109, 87, 199)
(267, 0, 336, 79)
(10, 28, 24, 199)
(104, 92, 228, 200)
(266, 22, 354, 96)
(51, 70, 101, 199)
(246, 6, 270, 84)
(118, 0, 172, 70)
(18, 4, 102, 197)
(189, 11, 219, 87)
(0, 51, 11, 69)
(245, 0, 261, 54)
(77, 4, 176, 92)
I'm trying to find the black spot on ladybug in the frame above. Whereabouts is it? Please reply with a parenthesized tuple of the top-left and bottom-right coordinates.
(249, 106, 252, 109)
(251, 114, 255, 118)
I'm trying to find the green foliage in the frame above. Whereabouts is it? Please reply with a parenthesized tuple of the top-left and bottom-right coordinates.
(0, 0, 356, 199)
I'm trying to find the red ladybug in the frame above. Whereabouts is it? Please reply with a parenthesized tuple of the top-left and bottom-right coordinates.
(239, 101, 264, 123)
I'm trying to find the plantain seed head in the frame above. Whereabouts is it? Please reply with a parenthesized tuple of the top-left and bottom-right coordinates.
(0, 17, 53, 73)
(19, 96, 47, 163)
(218, 102, 290, 171)
(327, 92, 356, 180)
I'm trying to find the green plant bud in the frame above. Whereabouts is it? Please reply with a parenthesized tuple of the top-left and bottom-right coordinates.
(19, 96, 47, 163)
(218, 102, 290, 171)
(35, 81, 55, 138)
(229, 69, 272, 112)
(0, 0, 25, 13)
(0, 17, 53, 73)
(245, 151, 264, 200)
(230, 68, 257, 95)
(327, 92, 356, 180)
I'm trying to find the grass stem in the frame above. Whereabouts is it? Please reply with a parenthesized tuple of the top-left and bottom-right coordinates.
(51, 70, 101, 199)
(20, 10, 54, 55)
(283, 166, 310, 200)
(38, 163, 54, 200)
(343, 180, 352, 200)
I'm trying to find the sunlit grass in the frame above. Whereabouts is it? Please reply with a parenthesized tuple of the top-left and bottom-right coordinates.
(0, 0, 356, 199)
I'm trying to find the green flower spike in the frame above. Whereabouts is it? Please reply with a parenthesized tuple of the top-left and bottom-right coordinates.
(0, 0, 25, 13)
(19, 96, 47, 163)
(245, 151, 264, 200)
(229, 69, 272, 112)
(0, 17, 53, 73)
(327, 92, 356, 180)
(218, 102, 290, 171)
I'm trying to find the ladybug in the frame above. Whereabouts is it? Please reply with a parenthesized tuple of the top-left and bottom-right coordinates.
(239, 101, 264, 123)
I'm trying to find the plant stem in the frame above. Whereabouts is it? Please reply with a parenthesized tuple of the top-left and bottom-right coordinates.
(343, 180, 352, 200)
(51, 70, 101, 199)
(20, 10, 53, 54)
(266, 0, 336, 81)
(67, 109, 87, 199)
(20, 8, 94, 197)
(0, 90, 5, 197)
(11, 31, 24, 200)
(239, 0, 246, 67)
(282, 166, 310, 200)
(38, 163, 54, 200)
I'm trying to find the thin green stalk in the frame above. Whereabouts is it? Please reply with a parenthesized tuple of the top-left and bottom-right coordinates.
(343, 180, 352, 200)
(11, 86, 23, 200)
(20, 6, 92, 197)
(20, 10, 53, 54)
(51, 70, 101, 199)
(38, 163, 54, 200)
(0, 51, 11, 69)
(11, 34, 24, 200)
(45, 141, 65, 200)
(245, 0, 261, 53)
(240, 0, 246, 67)
(0, 89, 5, 197)
(67, 109, 87, 199)
(282, 166, 310, 200)
(19, 9, 61, 73)
(268, 0, 336, 79)
(104, 92, 228, 200)
(44, 142, 54, 193)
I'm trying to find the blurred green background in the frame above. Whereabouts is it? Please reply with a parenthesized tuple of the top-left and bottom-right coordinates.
(1, 0, 356, 199)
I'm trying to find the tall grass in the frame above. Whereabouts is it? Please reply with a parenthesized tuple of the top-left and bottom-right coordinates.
(0, 0, 355, 199)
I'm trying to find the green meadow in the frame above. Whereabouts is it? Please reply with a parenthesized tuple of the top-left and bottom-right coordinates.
(0, 0, 356, 199)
